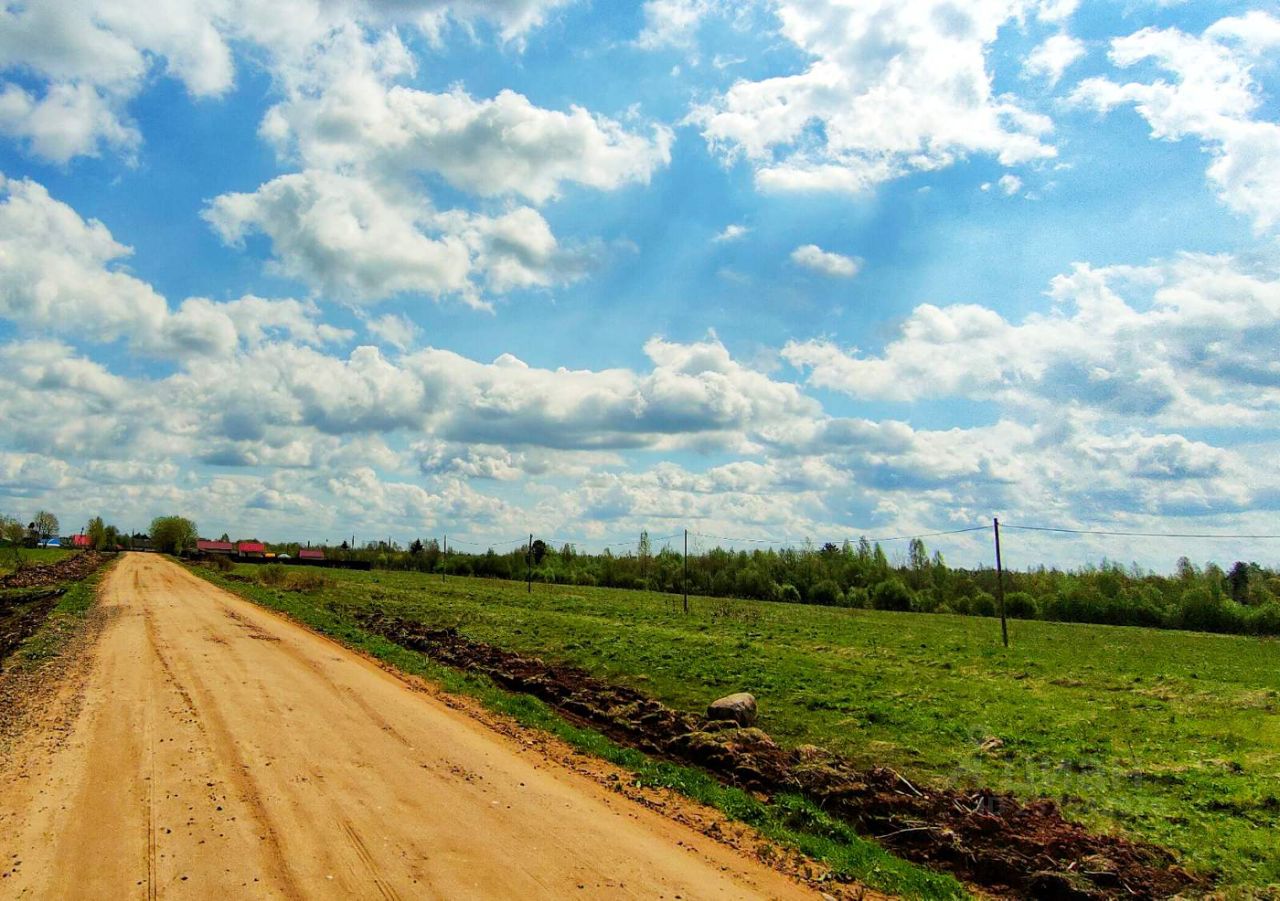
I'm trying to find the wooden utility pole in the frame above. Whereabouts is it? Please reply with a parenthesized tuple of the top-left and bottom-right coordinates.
(527, 533, 533, 594)
(994, 517, 1009, 648)
(683, 529, 689, 614)
(442, 534, 446, 582)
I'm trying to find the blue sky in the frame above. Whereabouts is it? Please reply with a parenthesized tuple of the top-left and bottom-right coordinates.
(1, 0, 1279, 569)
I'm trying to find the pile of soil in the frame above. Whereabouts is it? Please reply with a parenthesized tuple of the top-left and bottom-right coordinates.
(358, 612, 1205, 900)
(0, 552, 107, 590)
(0, 591, 61, 664)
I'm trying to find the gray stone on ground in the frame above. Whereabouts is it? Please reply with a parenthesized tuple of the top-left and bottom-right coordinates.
(706, 692, 757, 727)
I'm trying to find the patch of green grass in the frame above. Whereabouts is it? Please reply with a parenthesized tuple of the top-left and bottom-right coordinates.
(0, 546, 75, 579)
(195, 565, 1280, 891)
(14, 564, 109, 665)
(193, 565, 966, 899)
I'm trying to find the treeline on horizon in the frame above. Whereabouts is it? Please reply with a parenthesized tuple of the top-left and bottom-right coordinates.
(316, 533, 1280, 638)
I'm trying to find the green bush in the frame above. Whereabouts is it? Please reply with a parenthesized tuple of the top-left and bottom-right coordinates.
(1004, 591, 1039, 619)
(911, 589, 939, 613)
(843, 586, 869, 609)
(1244, 603, 1280, 636)
(257, 564, 288, 587)
(870, 579, 914, 612)
(779, 583, 802, 604)
(1174, 587, 1246, 633)
(206, 554, 234, 572)
(285, 570, 333, 592)
(970, 591, 997, 617)
(809, 579, 843, 606)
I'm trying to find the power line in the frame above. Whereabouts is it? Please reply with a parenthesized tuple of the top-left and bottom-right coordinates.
(854, 525, 989, 543)
(1002, 524, 1280, 540)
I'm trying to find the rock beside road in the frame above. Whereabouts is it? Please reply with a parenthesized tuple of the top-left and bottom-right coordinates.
(707, 692, 757, 727)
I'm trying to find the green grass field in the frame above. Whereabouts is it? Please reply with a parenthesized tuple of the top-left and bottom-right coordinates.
(201, 564, 1280, 891)
(0, 546, 76, 579)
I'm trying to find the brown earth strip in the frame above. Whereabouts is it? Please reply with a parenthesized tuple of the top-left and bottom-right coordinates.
(357, 612, 1207, 901)
(0, 590, 62, 664)
(0, 550, 109, 589)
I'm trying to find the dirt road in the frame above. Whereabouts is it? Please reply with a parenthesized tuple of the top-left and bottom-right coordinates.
(0, 554, 816, 899)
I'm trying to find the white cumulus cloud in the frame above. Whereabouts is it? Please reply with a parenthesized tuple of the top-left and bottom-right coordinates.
(690, 0, 1056, 193)
(790, 244, 859, 278)
(1072, 12, 1280, 232)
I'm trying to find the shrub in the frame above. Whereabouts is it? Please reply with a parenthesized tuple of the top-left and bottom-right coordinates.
(1174, 587, 1246, 634)
(572, 571, 597, 587)
(969, 591, 997, 617)
(257, 564, 288, 587)
(870, 579, 914, 612)
(1244, 602, 1280, 636)
(778, 583, 802, 604)
(809, 579, 843, 606)
(911, 589, 939, 613)
(1004, 591, 1039, 619)
(842, 586, 869, 609)
(285, 570, 333, 592)
(206, 554, 234, 572)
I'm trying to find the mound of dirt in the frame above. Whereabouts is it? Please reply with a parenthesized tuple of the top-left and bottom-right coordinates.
(0, 552, 108, 590)
(358, 612, 1205, 900)
(0, 591, 62, 664)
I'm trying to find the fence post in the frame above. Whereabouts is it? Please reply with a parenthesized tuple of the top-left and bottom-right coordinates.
(683, 529, 689, 614)
(994, 517, 1009, 648)
(527, 533, 533, 594)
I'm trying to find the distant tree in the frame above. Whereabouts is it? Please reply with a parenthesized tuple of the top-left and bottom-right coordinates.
(32, 510, 59, 540)
(1227, 561, 1251, 604)
(219, 532, 230, 543)
(340, 540, 349, 550)
(409, 538, 425, 556)
(531, 539, 548, 564)
(103, 525, 120, 549)
(150, 516, 199, 554)
(86, 516, 106, 549)
(0, 514, 23, 546)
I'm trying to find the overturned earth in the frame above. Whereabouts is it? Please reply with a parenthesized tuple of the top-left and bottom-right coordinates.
(357, 610, 1206, 900)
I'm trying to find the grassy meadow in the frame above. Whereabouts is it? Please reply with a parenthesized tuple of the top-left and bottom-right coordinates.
(199, 563, 1280, 891)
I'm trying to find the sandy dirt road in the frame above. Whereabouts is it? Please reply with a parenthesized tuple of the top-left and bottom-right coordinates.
(0, 554, 816, 899)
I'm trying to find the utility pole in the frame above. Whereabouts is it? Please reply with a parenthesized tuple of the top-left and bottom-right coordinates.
(442, 534, 446, 582)
(683, 529, 689, 614)
(994, 517, 1009, 648)
(527, 533, 533, 594)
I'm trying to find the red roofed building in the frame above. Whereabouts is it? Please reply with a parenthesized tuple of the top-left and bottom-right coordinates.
(72, 534, 91, 548)
(237, 541, 266, 557)
(197, 539, 234, 555)
(298, 548, 325, 560)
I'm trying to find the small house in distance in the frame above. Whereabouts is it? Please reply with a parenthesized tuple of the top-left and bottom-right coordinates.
(197, 539, 234, 555)
(298, 548, 325, 562)
(237, 540, 266, 558)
